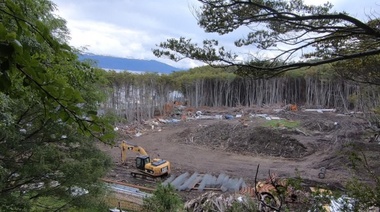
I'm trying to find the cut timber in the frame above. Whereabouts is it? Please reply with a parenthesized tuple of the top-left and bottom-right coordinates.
(166, 172, 246, 192)
(304, 109, 336, 112)
(101, 178, 155, 192)
(191, 187, 222, 191)
(295, 128, 309, 136)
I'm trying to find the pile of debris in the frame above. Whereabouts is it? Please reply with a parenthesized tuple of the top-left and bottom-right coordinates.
(184, 192, 256, 212)
(171, 122, 308, 158)
(114, 117, 182, 138)
(163, 172, 246, 192)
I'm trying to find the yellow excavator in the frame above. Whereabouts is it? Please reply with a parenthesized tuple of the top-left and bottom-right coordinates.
(119, 141, 171, 178)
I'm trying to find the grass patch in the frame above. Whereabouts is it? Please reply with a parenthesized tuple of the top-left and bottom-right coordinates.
(262, 119, 300, 128)
(106, 193, 143, 212)
(31, 196, 67, 211)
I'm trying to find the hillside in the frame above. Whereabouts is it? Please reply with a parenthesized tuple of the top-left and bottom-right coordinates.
(78, 53, 183, 74)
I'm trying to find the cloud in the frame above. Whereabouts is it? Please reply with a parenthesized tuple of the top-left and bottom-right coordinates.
(304, 0, 379, 20)
(53, 0, 207, 69)
(52, 0, 379, 69)
(303, 0, 335, 6)
(66, 19, 207, 68)
(65, 18, 206, 69)
(67, 20, 150, 57)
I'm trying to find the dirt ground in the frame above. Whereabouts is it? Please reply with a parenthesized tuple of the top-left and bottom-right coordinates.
(99, 107, 380, 199)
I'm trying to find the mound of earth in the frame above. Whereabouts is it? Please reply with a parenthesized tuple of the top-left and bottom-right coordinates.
(170, 121, 308, 158)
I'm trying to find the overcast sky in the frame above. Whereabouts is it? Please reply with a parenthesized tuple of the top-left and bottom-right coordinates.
(52, 0, 379, 69)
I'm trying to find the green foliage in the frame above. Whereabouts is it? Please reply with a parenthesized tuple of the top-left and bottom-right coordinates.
(0, 0, 115, 143)
(262, 119, 300, 129)
(226, 197, 259, 212)
(307, 188, 334, 212)
(143, 184, 184, 212)
(333, 55, 380, 85)
(344, 150, 380, 210)
(105, 70, 171, 89)
(30, 194, 110, 212)
(0, 0, 116, 210)
(0, 95, 113, 209)
(153, 0, 380, 78)
(346, 178, 380, 210)
(284, 63, 337, 79)
(104, 65, 239, 100)
(287, 170, 303, 192)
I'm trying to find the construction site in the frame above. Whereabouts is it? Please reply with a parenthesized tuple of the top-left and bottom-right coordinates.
(99, 104, 380, 211)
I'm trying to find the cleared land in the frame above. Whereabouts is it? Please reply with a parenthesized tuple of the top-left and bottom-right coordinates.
(99, 107, 380, 200)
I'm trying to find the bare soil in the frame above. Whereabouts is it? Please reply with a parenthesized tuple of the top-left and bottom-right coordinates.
(99, 108, 380, 199)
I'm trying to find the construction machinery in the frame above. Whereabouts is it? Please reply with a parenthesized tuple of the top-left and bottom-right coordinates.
(119, 141, 171, 178)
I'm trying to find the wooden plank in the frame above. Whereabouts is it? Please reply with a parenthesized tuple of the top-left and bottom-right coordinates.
(101, 178, 155, 192)
(304, 109, 336, 112)
(191, 187, 222, 191)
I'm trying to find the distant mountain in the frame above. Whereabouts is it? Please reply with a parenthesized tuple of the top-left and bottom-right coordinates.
(78, 53, 182, 74)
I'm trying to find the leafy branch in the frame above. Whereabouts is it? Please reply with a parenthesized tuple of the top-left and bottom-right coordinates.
(154, 0, 380, 78)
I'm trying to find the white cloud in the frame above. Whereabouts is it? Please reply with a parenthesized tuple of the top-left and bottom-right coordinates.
(66, 19, 204, 69)
(304, 0, 379, 20)
(52, 0, 379, 69)
(53, 0, 206, 69)
(303, 0, 337, 6)
(67, 20, 151, 58)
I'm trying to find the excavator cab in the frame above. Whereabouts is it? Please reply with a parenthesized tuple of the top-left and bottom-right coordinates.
(135, 155, 150, 170)
(120, 141, 171, 177)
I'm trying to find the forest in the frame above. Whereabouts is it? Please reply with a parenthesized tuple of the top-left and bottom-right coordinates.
(103, 63, 380, 123)
(2, 0, 380, 210)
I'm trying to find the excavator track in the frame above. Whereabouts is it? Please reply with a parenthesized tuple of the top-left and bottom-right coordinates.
(119, 141, 171, 178)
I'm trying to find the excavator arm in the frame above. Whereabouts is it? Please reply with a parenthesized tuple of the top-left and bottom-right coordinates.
(119, 141, 171, 177)
(120, 141, 148, 164)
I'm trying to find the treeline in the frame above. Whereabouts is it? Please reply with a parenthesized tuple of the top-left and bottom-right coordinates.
(102, 72, 178, 122)
(102, 65, 380, 121)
